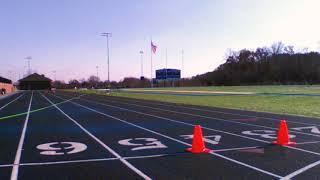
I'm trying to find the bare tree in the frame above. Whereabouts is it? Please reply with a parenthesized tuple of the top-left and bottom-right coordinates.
(271, 42, 284, 55)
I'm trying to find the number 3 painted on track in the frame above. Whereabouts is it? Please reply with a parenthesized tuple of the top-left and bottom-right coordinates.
(242, 130, 296, 139)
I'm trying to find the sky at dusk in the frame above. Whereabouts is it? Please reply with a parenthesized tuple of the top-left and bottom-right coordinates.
(1, 0, 320, 82)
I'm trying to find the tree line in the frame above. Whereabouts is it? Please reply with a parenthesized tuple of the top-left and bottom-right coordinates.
(52, 42, 320, 89)
(195, 42, 320, 86)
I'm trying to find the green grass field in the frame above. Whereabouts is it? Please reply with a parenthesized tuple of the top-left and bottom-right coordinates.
(68, 85, 320, 118)
(127, 85, 320, 94)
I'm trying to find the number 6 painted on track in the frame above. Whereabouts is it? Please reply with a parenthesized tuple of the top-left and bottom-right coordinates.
(36, 142, 87, 155)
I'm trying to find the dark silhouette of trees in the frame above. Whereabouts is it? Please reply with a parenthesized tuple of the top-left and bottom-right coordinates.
(52, 42, 320, 89)
(194, 42, 320, 86)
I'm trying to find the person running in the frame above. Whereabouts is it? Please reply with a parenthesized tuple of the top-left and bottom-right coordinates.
(1, 88, 6, 95)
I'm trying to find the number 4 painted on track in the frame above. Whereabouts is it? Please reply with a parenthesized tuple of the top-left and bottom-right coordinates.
(180, 135, 221, 145)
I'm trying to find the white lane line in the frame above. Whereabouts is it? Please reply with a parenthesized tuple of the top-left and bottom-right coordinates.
(214, 146, 262, 152)
(104, 95, 320, 127)
(65, 94, 320, 157)
(284, 146, 320, 156)
(0, 156, 168, 168)
(0, 164, 14, 168)
(83, 96, 320, 138)
(53, 95, 283, 179)
(281, 160, 320, 179)
(123, 154, 173, 160)
(0, 93, 24, 111)
(21, 158, 119, 166)
(11, 91, 33, 180)
(21, 154, 170, 166)
(296, 141, 320, 145)
(40, 93, 151, 180)
(0, 145, 270, 168)
(0, 94, 83, 120)
(67, 96, 271, 144)
(210, 152, 282, 178)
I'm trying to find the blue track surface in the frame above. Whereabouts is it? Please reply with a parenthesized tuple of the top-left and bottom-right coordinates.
(1, 91, 320, 179)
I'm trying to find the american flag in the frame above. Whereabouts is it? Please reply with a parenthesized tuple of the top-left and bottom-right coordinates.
(151, 41, 157, 54)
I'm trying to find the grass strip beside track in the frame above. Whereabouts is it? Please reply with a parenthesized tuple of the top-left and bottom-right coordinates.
(126, 85, 320, 94)
(69, 89, 320, 118)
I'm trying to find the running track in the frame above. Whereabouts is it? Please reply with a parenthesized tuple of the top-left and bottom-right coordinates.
(1, 91, 320, 179)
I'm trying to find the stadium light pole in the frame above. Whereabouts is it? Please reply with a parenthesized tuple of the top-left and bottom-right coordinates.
(139, 51, 144, 77)
(101, 32, 112, 88)
(181, 49, 184, 78)
(25, 56, 32, 75)
(52, 70, 56, 81)
(96, 66, 99, 78)
(165, 48, 168, 87)
(7, 70, 12, 82)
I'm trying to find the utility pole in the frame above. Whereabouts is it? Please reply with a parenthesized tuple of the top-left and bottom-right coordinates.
(25, 56, 32, 75)
(101, 32, 112, 88)
(165, 48, 168, 87)
(181, 49, 184, 78)
(96, 66, 99, 88)
(150, 42, 153, 88)
(139, 51, 144, 78)
(96, 66, 99, 78)
(7, 70, 12, 82)
(52, 70, 56, 81)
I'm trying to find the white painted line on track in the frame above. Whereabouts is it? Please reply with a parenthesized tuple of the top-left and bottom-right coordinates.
(296, 141, 320, 145)
(20, 158, 119, 166)
(0, 164, 14, 168)
(281, 159, 320, 179)
(41, 93, 152, 180)
(11, 91, 33, 180)
(123, 154, 173, 160)
(70, 96, 270, 143)
(214, 146, 262, 152)
(62, 94, 320, 157)
(86, 97, 320, 138)
(53, 94, 283, 179)
(210, 152, 282, 178)
(104, 95, 320, 127)
(0, 93, 24, 111)
(284, 146, 320, 156)
(0, 145, 273, 168)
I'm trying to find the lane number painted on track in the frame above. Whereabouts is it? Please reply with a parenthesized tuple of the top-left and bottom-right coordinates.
(118, 138, 167, 151)
(180, 135, 221, 145)
(37, 142, 87, 155)
(291, 126, 320, 134)
(242, 130, 296, 139)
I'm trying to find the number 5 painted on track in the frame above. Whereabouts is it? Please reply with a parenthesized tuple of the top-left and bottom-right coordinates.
(118, 138, 167, 151)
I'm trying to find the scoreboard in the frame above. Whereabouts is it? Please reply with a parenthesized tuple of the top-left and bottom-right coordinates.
(156, 69, 181, 80)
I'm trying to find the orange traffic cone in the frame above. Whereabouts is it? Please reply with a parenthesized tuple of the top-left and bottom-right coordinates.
(186, 125, 212, 153)
(272, 120, 296, 146)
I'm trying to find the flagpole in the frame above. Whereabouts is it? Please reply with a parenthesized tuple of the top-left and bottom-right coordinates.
(181, 49, 184, 87)
(150, 40, 153, 88)
(140, 50, 144, 78)
(165, 48, 168, 87)
(181, 49, 184, 78)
